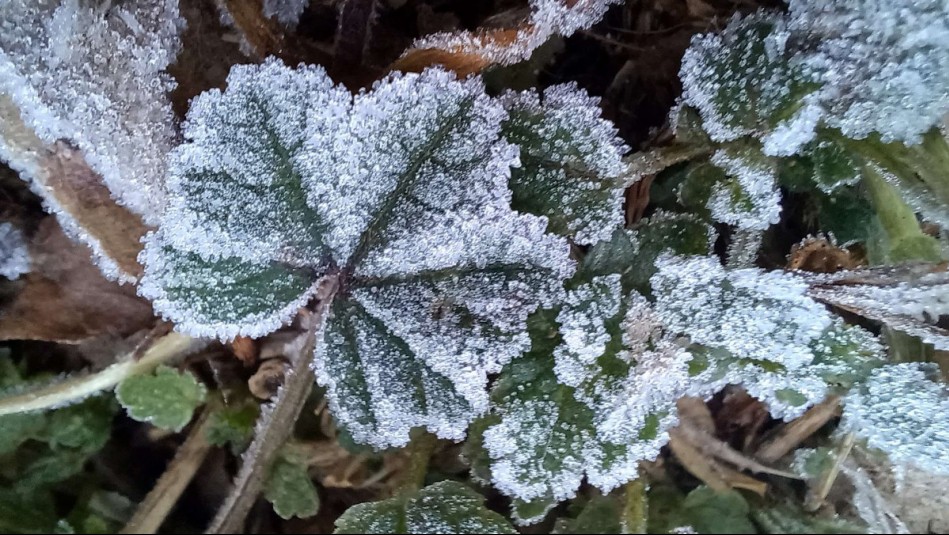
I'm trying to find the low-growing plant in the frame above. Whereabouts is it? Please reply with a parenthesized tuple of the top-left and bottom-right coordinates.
(1, 0, 948, 533)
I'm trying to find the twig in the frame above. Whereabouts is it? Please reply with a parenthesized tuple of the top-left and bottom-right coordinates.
(804, 432, 856, 512)
(0, 332, 204, 416)
(206, 275, 339, 533)
(756, 396, 841, 463)
(121, 408, 215, 534)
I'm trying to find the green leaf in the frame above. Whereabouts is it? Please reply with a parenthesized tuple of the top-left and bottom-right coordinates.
(552, 494, 623, 534)
(116, 366, 206, 432)
(206, 398, 260, 454)
(0, 488, 57, 534)
(752, 503, 865, 534)
(502, 84, 627, 244)
(779, 137, 861, 194)
(679, 13, 821, 155)
(44, 396, 117, 453)
(335, 481, 516, 534)
(264, 455, 320, 520)
(142, 62, 574, 450)
(680, 487, 756, 534)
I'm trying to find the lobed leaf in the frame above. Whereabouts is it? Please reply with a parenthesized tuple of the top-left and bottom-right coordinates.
(116, 366, 207, 432)
(263, 454, 320, 520)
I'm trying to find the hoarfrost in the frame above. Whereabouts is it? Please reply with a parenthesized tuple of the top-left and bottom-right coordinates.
(263, 0, 309, 27)
(409, 0, 623, 67)
(652, 255, 836, 419)
(502, 83, 628, 244)
(141, 61, 574, 449)
(842, 363, 949, 474)
(0, 222, 29, 280)
(788, 0, 949, 144)
(707, 147, 782, 231)
(0, 0, 182, 224)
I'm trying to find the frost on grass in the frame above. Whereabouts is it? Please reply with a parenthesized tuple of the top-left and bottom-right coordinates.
(806, 267, 949, 350)
(652, 255, 841, 419)
(0, 222, 29, 280)
(0, 0, 182, 223)
(787, 0, 949, 144)
(679, 12, 820, 156)
(501, 84, 628, 244)
(141, 61, 574, 449)
(409, 0, 623, 67)
(842, 363, 949, 474)
(335, 481, 516, 534)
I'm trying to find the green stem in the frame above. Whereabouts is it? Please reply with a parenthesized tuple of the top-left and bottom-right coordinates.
(622, 474, 648, 535)
(861, 164, 943, 262)
(0, 332, 205, 416)
(398, 431, 437, 493)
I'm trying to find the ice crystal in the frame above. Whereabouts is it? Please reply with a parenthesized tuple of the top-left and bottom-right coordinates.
(141, 60, 574, 449)
(263, 0, 309, 27)
(0, 0, 182, 223)
(788, 0, 949, 144)
(652, 255, 839, 419)
(679, 12, 820, 154)
(706, 147, 782, 231)
(481, 279, 694, 523)
(0, 222, 29, 280)
(410, 0, 623, 67)
(806, 267, 949, 350)
(502, 83, 628, 244)
(842, 363, 949, 474)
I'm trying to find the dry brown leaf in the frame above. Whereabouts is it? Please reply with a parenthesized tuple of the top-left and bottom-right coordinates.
(0, 217, 154, 342)
(229, 336, 259, 367)
(248, 358, 289, 400)
(787, 236, 861, 273)
(756, 396, 842, 464)
(390, 29, 522, 77)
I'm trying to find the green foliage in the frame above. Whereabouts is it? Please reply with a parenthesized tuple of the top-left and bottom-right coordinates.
(115, 366, 206, 432)
(264, 452, 320, 520)
(334, 481, 515, 534)
(552, 494, 623, 534)
(206, 398, 260, 454)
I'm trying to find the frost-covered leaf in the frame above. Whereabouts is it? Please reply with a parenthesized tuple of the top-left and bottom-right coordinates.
(841, 363, 949, 474)
(652, 255, 841, 419)
(577, 212, 714, 293)
(787, 0, 949, 145)
(779, 137, 862, 194)
(142, 61, 574, 449)
(334, 480, 516, 534)
(480, 293, 691, 524)
(805, 266, 949, 350)
(706, 146, 782, 231)
(0, 0, 182, 223)
(264, 453, 320, 520)
(679, 13, 821, 156)
(502, 83, 627, 244)
(404, 0, 623, 71)
(0, 222, 28, 279)
(116, 366, 207, 432)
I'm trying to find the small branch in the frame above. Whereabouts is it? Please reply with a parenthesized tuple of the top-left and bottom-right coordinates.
(622, 143, 712, 186)
(121, 408, 215, 534)
(206, 275, 339, 533)
(804, 432, 855, 512)
(0, 332, 204, 416)
(756, 396, 841, 463)
(397, 431, 437, 493)
(622, 472, 648, 534)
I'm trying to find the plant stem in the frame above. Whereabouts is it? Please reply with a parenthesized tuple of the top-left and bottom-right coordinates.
(121, 408, 214, 534)
(622, 472, 648, 534)
(397, 431, 437, 493)
(861, 165, 943, 262)
(206, 275, 339, 534)
(623, 143, 712, 184)
(0, 332, 204, 416)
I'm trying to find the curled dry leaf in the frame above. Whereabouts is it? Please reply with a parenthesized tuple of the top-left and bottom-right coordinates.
(393, 0, 622, 75)
(0, 217, 154, 343)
